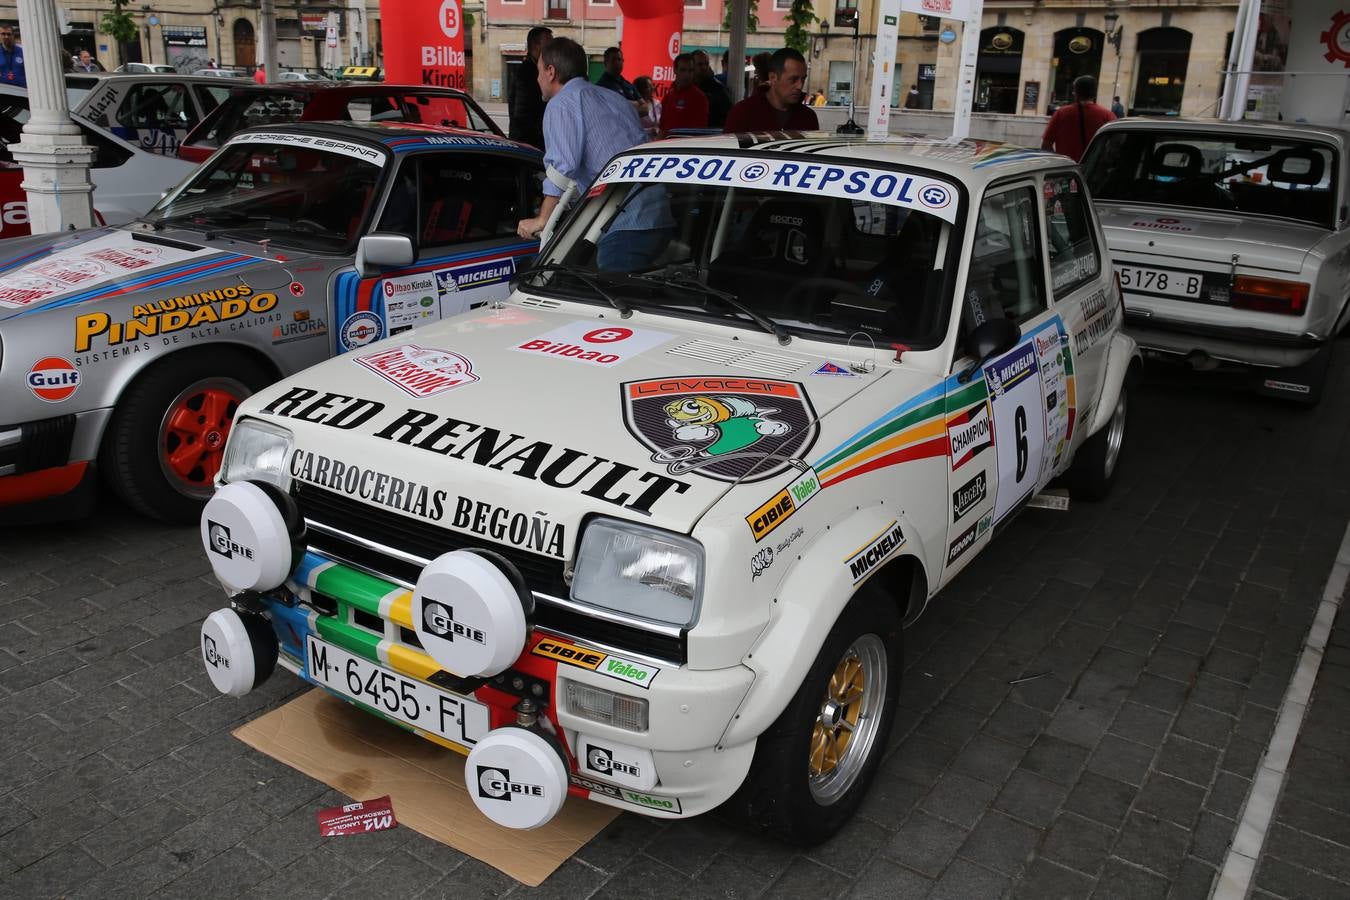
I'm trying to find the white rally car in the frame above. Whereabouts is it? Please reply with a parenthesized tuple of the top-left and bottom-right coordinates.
(1081, 119, 1350, 404)
(196, 136, 1136, 844)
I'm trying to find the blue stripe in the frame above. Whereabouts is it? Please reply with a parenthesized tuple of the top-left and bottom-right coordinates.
(810, 377, 949, 468)
(293, 551, 331, 588)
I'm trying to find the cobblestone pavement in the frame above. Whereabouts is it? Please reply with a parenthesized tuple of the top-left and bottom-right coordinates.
(2, 353, 1349, 899)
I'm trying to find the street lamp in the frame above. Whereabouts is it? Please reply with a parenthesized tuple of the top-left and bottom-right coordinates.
(1104, 10, 1124, 110)
(813, 19, 829, 59)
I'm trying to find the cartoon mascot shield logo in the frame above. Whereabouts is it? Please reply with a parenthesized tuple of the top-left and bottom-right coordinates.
(622, 378, 818, 482)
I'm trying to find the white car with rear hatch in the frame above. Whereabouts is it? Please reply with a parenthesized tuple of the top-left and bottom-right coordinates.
(196, 135, 1137, 844)
(1081, 118, 1350, 404)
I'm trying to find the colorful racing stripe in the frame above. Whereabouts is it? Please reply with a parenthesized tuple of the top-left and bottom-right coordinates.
(8, 252, 257, 317)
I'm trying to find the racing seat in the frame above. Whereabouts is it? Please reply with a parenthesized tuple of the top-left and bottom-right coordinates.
(858, 211, 943, 335)
(1144, 143, 1236, 211)
(709, 197, 834, 309)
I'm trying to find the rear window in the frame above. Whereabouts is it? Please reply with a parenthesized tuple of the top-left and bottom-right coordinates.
(1082, 131, 1339, 228)
(198, 91, 308, 144)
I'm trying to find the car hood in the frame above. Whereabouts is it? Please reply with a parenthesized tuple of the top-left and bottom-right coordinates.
(1098, 203, 1326, 274)
(242, 302, 898, 545)
(0, 226, 293, 322)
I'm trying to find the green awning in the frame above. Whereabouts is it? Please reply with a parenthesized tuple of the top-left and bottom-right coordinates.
(682, 45, 780, 58)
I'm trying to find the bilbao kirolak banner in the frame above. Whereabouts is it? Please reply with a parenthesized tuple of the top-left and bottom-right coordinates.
(382, 0, 467, 88)
(617, 0, 684, 98)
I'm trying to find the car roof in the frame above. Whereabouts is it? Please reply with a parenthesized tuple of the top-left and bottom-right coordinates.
(94, 73, 261, 86)
(620, 132, 1072, 190)
(1093, 117, 1350, 150)
(230, 120, 540, 154)
(221, 83, 471, 100)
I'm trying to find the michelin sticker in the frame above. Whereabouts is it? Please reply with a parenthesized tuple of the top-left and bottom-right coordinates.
(437, 257, 519, 316)
(595, 154, 960, 224)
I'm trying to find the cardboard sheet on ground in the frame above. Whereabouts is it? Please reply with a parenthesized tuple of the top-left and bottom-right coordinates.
(233, 689, 617, 886)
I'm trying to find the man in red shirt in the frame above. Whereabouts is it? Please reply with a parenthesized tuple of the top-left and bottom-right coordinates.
(723, 48, 818, 133)
(659, 53, 709, 135)
(1041, 75, 1115, 162)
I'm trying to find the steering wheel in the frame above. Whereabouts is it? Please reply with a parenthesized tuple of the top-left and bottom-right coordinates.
(782, 276, 877, 323)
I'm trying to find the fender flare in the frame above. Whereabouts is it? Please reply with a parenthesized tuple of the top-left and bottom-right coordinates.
(720, 505, 928, 747)
(1087, 331, 1140, 436)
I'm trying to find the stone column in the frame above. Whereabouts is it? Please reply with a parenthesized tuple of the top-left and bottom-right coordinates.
(12, 0, 95, 233)
(259, 0, 278, 81)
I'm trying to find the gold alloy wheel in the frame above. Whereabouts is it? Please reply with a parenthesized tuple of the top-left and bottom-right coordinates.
(807, 633, 888, 805)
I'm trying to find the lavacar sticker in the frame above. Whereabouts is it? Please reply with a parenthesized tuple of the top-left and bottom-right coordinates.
(623, 377, 818, 482)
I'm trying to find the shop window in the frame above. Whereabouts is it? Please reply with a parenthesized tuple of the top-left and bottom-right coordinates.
(1132, 27, 1191, 116)
(1051, 28, 1103, 108)
(974, 27, 1023, 114)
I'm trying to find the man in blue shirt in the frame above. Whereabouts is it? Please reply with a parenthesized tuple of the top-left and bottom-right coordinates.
(0, 26, 25, 88)
(516, 37, 671, 272)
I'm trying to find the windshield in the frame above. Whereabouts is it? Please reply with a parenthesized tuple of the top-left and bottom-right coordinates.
(145, 134, 385, 252)
(1082, 130, 1339, 228)
(200, 90, 496, 145)
(533, 152, 958, 348)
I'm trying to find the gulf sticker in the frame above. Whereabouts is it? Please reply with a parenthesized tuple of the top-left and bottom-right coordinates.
(27, 357, 80, 402)
(594, 154, 961, 224)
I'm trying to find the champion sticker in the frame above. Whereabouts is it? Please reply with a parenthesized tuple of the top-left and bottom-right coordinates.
(947, 403, 993, 470)
(27, 356, 80, 402)
(355, 344, 479, 398)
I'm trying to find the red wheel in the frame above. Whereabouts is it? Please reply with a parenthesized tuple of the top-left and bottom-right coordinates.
(158, 378, 250, 497)
(101, 350, 272, 522)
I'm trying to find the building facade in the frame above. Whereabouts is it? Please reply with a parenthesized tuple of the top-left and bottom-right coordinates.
(1, 0, 1238, 121)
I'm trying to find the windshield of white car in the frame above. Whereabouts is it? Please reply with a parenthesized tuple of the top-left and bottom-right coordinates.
(535, 176, 955, 348)
(1083, 131, 1338, 228)
(144, 139, 383, 252)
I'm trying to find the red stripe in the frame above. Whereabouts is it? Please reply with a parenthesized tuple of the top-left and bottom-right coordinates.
(820, 436, 949, 489)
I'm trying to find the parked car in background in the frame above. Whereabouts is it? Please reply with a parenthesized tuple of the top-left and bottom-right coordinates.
(0, 85, 195, 240)
(1082, 119, 1350, 405)
(115, 62, 178, 75)
(338, 66, 383, 81)
(278, 71, 332, 83)
(175, 84, 502, 163)
(64, 72, 111, 104)
(196, 68, 250, 80)
(0, 122, 542, 522)
(72, 74, 237, 157)
(196, 135, 1136, 845)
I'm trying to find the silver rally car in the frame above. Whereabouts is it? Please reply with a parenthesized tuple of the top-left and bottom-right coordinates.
(0, 121, 542, 522)
(1081, 119, 1350, 404)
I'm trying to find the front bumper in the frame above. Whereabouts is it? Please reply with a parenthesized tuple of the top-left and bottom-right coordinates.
(1124, 310, 1322, 369)
(260, 551, 758, 820)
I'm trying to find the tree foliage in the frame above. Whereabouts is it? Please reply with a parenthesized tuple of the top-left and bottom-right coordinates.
(98, 0, 137, 46)
(724, 0, 760, 36)
(783, 0, 818, 54)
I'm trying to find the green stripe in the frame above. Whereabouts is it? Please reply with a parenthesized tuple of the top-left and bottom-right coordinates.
(944, 379, 989, 412)
(314, 563, 397, 619)
(314, 616, 383, 662)
(815, 395, 948, 473)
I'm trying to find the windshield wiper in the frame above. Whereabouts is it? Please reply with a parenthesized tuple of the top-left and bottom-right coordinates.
(632, 272, 790, 345)
(514, 262, 633, 317)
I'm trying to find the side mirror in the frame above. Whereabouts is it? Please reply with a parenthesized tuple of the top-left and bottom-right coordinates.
(959, 318, 1020, 383)
(356, 233, 414, 277)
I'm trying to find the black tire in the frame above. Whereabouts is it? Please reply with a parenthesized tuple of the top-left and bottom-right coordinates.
(1068, 384, 1127, 501)
(1256, 341, 1331, 408)
(100, 349, 272, 523)
(731, 587, 902, 846)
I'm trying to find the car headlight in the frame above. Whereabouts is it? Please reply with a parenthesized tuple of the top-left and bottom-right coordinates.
(570, 519, 704, 629)
(220, 418, 293, 491)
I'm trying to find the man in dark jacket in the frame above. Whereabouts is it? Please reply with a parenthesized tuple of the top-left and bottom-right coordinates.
(595, 46, 638, 101)
(509, 26, 552, 150)
(723, 48, 818, 133)
(692, 50, 732, 129)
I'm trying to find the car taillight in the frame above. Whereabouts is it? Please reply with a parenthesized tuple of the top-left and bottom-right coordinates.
(1230, 276, 1309, 316)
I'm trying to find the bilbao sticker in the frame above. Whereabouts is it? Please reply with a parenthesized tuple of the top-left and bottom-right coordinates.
(514, 321, 673, 367)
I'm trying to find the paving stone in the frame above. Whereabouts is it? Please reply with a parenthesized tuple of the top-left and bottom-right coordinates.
(1114, 812, 1191, 881)
(337, 847, 444, 897)
(1045, 701, 1113, 748)
(926, 858, 1009, 900)
(1262, 823, 1350, 884)
(0, 844, 106, 899)
(1129, 674, 1189, 715)
(1040, 813, 1116, 877)
(1172, 703, 1236, 749)
(65, 845, 194, 900)
(880, 811, 966, 877)
(1091, 858, 1170, 900)
(1087, 734, 1155, 787)
(918, 771, 998, 829)
(957, 810, 1039, 876)
(685, 854, 772, 900)
(761, 857, 844, 899)
(1109, 701, 1174, 747)
(993, 768, 1068, 828)
(1273, 796, 1350, 850)
(1145, 647, 1203, 684)
(1155, 736, 1222, 788)
(846, 858, 931, 899)
(949, 733, 1025, 786)
(1063, 771, 1137, 831)
(1012, 858, 1097, 900)
(984, 700, 1051, 748)
(1169, 857, 1218, 900)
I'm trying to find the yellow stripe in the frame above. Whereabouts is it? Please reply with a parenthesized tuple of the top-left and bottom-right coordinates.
(816, 418, 946, 483)
(387, 591, 414, 630)
(386, 642, 441, 682)
(416, 729, 471, 755)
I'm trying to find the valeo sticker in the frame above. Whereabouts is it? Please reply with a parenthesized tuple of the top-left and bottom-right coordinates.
(531, 637, 658, 689)
(621, 789, 682, 813)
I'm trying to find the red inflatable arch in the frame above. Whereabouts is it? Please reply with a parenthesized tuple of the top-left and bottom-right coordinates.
(617, 0, 685, 97)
